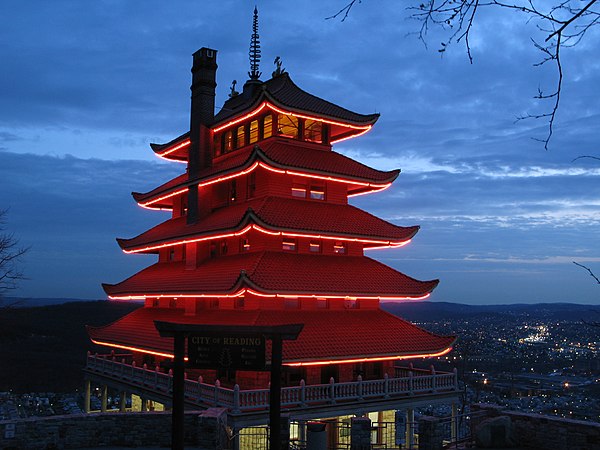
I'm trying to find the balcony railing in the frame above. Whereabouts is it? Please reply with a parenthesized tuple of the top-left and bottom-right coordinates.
(85, 353, 459, 414)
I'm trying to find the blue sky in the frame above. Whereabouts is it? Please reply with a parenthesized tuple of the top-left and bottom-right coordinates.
(1, 1, 598, 304)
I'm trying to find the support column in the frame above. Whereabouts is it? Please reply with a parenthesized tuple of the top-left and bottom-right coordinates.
(84, 380, 91, 413)
(406, 408, 415, 449)
(231, 427, 240, 450)
(101, 385, 108, 413)
(120, 391, 127, 412)
(141, 397, 148, 412)
(451, 402, 458, 444)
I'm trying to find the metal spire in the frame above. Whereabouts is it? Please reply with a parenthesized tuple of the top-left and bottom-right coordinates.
(248, 6, 262, 80)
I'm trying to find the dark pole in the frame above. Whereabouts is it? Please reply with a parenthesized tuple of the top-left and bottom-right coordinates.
(270, 336, 283, 450)
(172, 333, 185, 450)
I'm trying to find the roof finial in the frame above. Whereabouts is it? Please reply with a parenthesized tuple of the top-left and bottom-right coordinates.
(272, 56, 286, 77)
(248, 6, 262, 80)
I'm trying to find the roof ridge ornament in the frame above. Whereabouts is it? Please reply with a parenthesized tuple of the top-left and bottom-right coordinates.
(248, 6, 262, 80)
(229, 80, 239, 98)
(272, 56, 286, 78)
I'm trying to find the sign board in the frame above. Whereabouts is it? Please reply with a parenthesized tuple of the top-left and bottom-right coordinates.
(187, 334, 266, 370)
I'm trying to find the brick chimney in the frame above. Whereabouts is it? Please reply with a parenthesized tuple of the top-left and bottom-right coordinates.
(188, 47, 217, 225)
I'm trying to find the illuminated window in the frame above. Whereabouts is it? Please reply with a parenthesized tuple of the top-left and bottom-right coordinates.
(249, 120, 259, 143)
(291, 183, 307, 198)
(224, 131, 233, 152)
(334, 241, 347, 254)
(221, 240, 228, 255)
(282, 239, 296, 251)
(309, 185, 325, 200)
(277, 114, 299, 139)
(236, 125, 246, 148)
(240, 238, 250, 252)
(247, 172, 256, 199)
(304, 119, 322, 143)
(284, 298, 300, 309)
(309, 241, 321, 253)
(316, 298, 329, 309)
(263, 114, 273, 138)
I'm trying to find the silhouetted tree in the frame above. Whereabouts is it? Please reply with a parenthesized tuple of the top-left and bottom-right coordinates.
(0, 209, 28, 307)
(329, 0, 600, 149)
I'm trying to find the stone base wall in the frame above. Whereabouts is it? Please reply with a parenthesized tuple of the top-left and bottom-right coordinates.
(472, 404, 600, 450)
(0, 410, 223, 450)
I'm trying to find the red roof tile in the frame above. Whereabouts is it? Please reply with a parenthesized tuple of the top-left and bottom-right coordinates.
(102, 252, 438, 299)
(134, 138, 399, 206)
(213, 73, 379, 127)
(87, 306, 455, 364)
(118, 196, 419, 252)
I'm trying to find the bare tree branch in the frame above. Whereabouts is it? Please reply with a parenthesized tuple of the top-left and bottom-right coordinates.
(327, 0, 361, 21)
(572, 155, 600, 162)
(330, 1, 600, 149)
(0, 209, 28, 307)
(573, 261, 600, 285)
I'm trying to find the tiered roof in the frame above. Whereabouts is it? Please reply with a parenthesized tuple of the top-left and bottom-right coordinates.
(135, 140, 399, 209)
(118, 197, 419, 253)
(103, 252, 438, 300)
(88, 307, 454, 364)
(150, 73, 380, 161)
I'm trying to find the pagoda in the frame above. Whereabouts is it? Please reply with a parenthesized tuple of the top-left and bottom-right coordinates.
(87, 14, 455, 403)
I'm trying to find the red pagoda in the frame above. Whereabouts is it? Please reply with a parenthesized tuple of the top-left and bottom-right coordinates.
(84, 16, 458, 438)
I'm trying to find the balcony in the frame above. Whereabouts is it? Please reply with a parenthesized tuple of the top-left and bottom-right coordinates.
(84, 353, 460, 424)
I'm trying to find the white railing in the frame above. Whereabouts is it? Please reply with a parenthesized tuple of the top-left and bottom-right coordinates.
(86, 353, 459, 413)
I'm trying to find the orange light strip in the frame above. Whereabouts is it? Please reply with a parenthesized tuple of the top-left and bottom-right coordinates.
(122, 225, 254, 254)
(90, 339, 178, 360)
(122, 222, 411, 253)
(156, 139, 190, 157)
(138, 162, 391, 209)
(330, 127, 373, 144)
(108, 289, 430, 302)
(212, 103, 270, 133)
(138, 162, 260, 208)
(212, 101, 373, 134)
(347, 183, 392, 197)
(285, 347, 453, 367)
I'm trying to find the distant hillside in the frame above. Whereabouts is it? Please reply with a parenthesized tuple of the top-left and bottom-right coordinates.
(2, 297, 98, 307)
(0, 300, 140, 392)
(382, 301, 600, 322)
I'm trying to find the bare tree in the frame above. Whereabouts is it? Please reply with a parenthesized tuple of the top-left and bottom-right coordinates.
(0, 209, 28, 307)
(329, 0, 600, 150)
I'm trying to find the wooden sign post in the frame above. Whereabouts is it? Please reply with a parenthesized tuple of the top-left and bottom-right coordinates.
(154, 322, 303, 450)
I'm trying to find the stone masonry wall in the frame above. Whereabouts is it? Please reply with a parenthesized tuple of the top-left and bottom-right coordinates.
(472, 404, 600, 450)
(0, 411, 203, 450)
